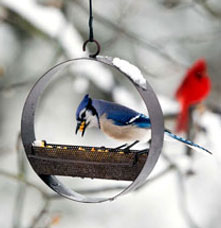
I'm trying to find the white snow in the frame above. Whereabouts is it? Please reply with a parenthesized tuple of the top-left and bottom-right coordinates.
(72, 77, 90, 94)
(112, 86, 145, 112)
(196, 110, 221, 160)
(70, 60, 114, 92)
(158, 94, 179, 115)
(113, 57, 147, 89)
(32, 140, 44, 147)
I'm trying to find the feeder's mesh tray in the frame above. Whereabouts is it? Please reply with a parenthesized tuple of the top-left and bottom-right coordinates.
(29, 143, 148, 181)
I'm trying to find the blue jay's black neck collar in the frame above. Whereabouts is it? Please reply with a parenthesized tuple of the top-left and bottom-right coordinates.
(86, 97, 101, 129)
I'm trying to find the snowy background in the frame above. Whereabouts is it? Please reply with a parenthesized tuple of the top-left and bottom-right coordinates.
(0, 0, 221, 227)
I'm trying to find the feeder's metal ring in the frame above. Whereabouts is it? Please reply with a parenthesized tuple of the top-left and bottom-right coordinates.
(21, 56, 164, 203)
(83, 39, 100, 58)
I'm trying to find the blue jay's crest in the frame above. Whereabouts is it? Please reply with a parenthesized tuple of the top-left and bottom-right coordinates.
(76, 94, 91, 120)
(75, 94, 100, 136)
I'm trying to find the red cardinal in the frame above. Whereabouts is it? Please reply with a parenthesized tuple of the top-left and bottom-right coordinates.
(175, 59, 211, 133)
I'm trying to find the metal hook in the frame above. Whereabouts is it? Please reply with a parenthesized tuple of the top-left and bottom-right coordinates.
(83, 39, 100, 58)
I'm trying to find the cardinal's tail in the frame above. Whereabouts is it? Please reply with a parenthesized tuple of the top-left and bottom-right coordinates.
(175, 102, 189, 133)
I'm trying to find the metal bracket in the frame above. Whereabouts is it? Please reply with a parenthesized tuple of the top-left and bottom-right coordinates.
(21, 56, 164, 203)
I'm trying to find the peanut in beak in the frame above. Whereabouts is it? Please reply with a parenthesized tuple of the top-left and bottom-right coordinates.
(79, 121, 85, 132)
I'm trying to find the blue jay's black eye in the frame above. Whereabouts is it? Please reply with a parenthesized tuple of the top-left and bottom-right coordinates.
(79, 112, 86, 121)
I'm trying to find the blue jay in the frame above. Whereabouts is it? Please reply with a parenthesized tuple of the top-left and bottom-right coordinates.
(75, 94, 211, 154)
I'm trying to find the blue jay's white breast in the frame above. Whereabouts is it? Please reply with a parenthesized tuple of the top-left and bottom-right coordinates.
(100, 115, 151, 142)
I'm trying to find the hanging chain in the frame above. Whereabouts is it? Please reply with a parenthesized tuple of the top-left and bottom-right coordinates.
(88, 0, 94, 41)
(83, 0, 100, 58)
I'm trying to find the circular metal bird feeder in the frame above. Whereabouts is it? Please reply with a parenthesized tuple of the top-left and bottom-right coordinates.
(21, 56, 164, 203)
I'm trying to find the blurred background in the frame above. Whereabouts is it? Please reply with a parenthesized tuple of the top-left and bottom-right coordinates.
(0, 0, 221, 227)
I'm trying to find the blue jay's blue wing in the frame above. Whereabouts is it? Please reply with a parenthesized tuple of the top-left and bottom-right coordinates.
(90, 97, 211, 154)
(128, 114, 151, 128)
(92, 99, 151, 128)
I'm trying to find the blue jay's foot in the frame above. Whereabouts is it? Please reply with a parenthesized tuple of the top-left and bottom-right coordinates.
(122, 140, 140, 154)
(100, 146, 107, 150)
(114, 143, 128, 150)
(133, 148, 149, 165)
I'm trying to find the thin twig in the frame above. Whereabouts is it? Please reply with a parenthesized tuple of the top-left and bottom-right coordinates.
(12, 183, 26, 228)
(185, 106, 195, 157)
(0, 79, 35, 92)
(135, 164, 175, 191)
(175, 169, 200, 228)
(0, 170, 48, 196)
(193, 0, 221, 18)
(162, 153, 200, 228)
(12, 133, 27, 228)
(30, 198, 50, 228)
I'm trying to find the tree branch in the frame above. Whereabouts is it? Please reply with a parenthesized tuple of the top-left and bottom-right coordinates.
(193, 0, 221, 18)
(0, 170, 48, 197)
(75, 0, 185, 68)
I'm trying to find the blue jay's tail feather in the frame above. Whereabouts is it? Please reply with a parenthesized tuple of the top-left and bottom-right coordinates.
(164, 129, 212, 154)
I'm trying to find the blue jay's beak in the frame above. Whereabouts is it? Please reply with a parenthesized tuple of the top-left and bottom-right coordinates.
(75, 121, 87, 137)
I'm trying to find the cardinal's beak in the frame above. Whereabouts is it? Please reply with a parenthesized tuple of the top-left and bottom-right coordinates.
(75, 121, 87, 137)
